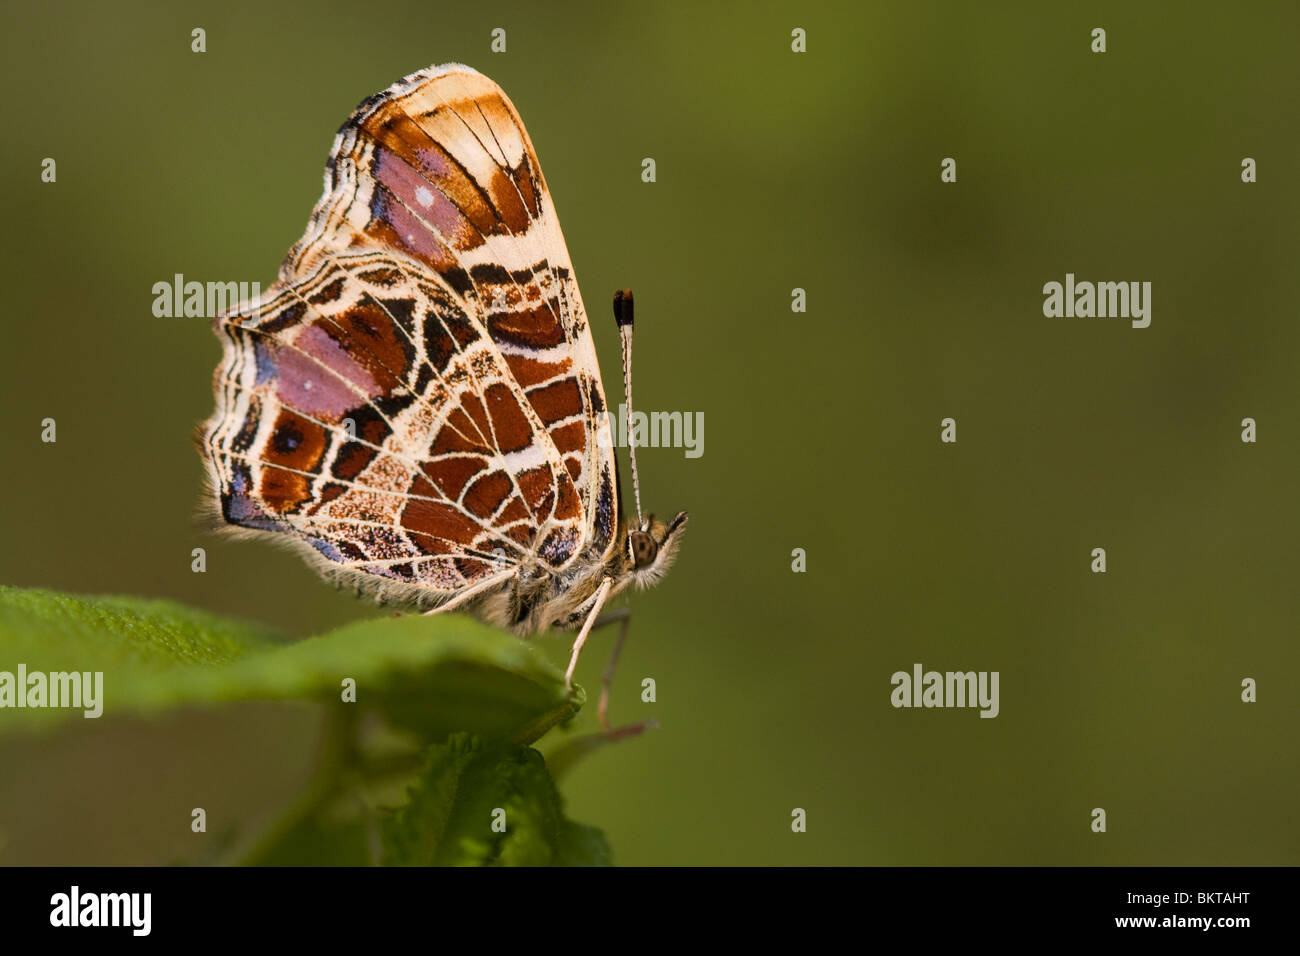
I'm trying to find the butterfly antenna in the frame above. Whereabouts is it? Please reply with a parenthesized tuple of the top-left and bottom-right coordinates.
(613, 289, 644, 529)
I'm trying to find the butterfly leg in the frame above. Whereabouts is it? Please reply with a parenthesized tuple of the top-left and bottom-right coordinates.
(591, 608, 630, 731)
(543, 599, 656, 776)
(564, 577, 612, 689)
(565, 604, 657, 740)
(422, 568, 517, 616)
(590, 608, 657, 739)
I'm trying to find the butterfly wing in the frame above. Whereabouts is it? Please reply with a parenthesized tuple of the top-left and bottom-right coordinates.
(203, 64, 619, 605)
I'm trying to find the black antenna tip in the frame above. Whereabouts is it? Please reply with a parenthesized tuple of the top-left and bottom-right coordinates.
(613, 288, 635, 328)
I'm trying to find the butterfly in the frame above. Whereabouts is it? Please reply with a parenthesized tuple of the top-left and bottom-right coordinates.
(201, 64, 686, 723)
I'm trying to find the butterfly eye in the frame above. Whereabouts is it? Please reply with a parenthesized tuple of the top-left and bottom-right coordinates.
(628, 530, 658, 569)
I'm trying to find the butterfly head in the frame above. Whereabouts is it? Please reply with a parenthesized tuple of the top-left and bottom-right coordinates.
(623, 511, 688, 590)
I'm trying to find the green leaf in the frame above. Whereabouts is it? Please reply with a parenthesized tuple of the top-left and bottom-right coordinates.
(381, 733, 611, 866)
(0, 585, 578, 743)
(0, 586, 610, 866)
(241, 805, 373, 867)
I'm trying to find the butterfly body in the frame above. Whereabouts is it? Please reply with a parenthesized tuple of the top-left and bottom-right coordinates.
(472, 509, 686, 636)
(202, 63, 685, 651)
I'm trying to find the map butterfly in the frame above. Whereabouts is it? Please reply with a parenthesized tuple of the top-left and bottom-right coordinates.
(201, 64, 687, 715)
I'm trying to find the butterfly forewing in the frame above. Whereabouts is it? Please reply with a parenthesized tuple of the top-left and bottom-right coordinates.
(204, 64, 619, 607)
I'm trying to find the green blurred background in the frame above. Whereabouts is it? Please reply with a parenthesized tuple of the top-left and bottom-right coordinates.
(1, 0, 1298, 864)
